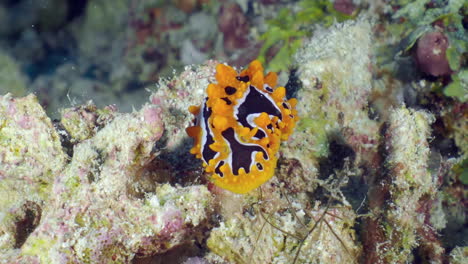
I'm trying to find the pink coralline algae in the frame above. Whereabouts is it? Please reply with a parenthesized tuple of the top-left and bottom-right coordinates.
(160, 210, 184, 238)
(0, 93, 213, 264)
(334, 0, 357, 15)
(143, 106, 163, 127)
(415, 31, 451, 77)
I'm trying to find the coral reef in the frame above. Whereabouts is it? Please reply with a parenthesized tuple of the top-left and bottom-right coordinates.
(361, 108, 441, 263)
(0, 94, 213, 263)
(203, 15, 465, 264)
(449, 247, 468, 264)
(148, 60, 218, 177)
(0, 0, 466, 263)
(206, 185, 361, 263)
(290, 18, 376, 177)
(257, 0, 357, 72)
(380, 0, 467, 101)
(205, 18, 372, 263)
(0, 94, 66, 251)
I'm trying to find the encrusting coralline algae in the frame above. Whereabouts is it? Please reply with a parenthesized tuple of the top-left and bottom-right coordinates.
(0, 93, 213, 263)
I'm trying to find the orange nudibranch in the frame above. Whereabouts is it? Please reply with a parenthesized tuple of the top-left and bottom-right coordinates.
(186, 60, 298, 194)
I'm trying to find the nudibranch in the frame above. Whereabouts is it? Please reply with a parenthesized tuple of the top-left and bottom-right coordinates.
(186, 60, 298, 194)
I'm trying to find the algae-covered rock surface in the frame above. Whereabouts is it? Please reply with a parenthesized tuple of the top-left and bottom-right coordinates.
(0, 94, 214, 263)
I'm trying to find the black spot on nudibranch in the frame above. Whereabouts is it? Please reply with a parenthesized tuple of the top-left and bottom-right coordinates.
(201, 104, 217, 164)
(282, 102, 290, 109)
(221, 97, 232, 105)
(222, 128, 268, 175)
(256, 163, 263, 170)
(225, 86, 237, 95)
(264, 85, 274, 93)
(215, 161, 225, 177)
(236, 76, 250, 82)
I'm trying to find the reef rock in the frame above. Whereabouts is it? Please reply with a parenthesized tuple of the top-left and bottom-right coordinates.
(0, 93, 213, 263)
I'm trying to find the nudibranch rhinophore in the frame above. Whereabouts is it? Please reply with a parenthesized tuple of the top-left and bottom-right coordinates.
(186, 60, 298, 194)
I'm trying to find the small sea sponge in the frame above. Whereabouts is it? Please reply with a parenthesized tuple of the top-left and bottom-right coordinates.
(415, 31, 451, 77)
(186, 60, 298, 194)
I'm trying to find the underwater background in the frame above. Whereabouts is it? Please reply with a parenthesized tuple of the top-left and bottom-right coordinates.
(0, 0, 466, 263)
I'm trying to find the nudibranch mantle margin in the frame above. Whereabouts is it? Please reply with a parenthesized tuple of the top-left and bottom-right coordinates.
(186, 60, 298, 194)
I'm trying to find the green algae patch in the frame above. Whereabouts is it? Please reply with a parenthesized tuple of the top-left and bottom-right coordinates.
(296, 117, 329, 158)
(22, 237, 57, 264)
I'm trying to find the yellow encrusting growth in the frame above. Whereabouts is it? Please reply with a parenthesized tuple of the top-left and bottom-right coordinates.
(186, 60, 298, 194)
